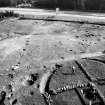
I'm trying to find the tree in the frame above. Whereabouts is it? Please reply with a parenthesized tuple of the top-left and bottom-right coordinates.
(80, 0, 86, 10)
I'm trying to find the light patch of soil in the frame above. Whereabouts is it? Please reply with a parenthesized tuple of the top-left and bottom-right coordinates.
(0, 35, 31, 59)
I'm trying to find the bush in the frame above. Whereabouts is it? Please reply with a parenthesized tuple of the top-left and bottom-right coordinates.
(0, 11, 19, 19)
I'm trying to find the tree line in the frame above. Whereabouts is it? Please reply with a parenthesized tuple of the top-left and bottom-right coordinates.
(0, 0, 105, 12)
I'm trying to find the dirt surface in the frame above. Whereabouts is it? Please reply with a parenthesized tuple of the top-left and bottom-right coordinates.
(0, 18, 105, 105)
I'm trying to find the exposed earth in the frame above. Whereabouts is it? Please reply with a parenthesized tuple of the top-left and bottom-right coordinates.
(0, 17, 105, 105)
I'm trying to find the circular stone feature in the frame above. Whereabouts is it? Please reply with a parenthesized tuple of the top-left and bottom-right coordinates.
(49, 61, 88, 90)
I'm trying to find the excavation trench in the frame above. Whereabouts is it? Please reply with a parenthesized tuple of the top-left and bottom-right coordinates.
(39, 51, 105, 94)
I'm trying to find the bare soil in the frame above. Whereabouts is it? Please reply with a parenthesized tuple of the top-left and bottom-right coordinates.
(0, 18, 105, 105)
